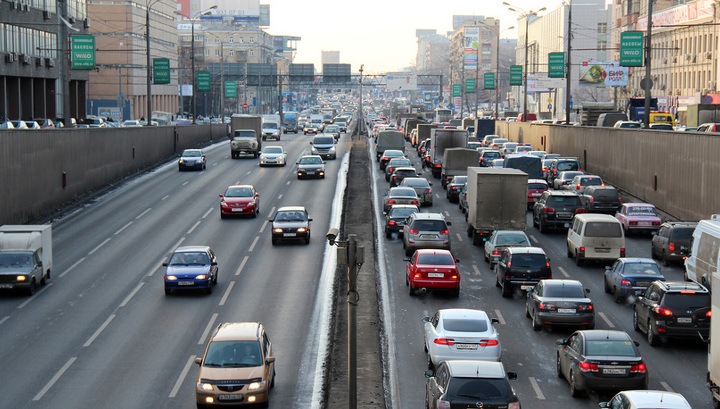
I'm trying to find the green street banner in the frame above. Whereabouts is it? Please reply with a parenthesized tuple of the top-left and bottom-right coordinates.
(484, 72, 495, 90)
(153, 58, 170, 84)
(510, 65, 523, 86)
(620, 31, 644, 67)
(548, 53, 565, 78)
(465, 78, 475, 93)
(197, 71, 210, 91)
(453, 84, 461, 97)
(225, 81, 237, 98)
(71, 35, 95, 69)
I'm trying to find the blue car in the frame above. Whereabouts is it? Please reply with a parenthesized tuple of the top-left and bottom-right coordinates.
(604, 258, 664, 301)
(163, 246, 218, 295)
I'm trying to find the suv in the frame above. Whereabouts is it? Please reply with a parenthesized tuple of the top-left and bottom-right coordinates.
(495, 247, 552, 297)
(310, 135, 336, 159)
(650, 221, 697, 266)
(269, 206, 312, 245)
(580, 185, 621, 213)
(424, 360, 519, 409)
(547, 158, 581, 183)
(633, 281, 711, 346)
(402, 212, 452, 256)
(533, 190, 585, 233)
(195, 322, 276, 408)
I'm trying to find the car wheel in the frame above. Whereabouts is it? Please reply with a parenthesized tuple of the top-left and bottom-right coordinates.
(525, 303, 531, 318)
(495, 274, 501, 288)
(427, 353, 434, 369)
(405, 246, 413, 257)
(451, 285, 459, 298)
(305, 235, 310, 245)
(567, 245, 573, 258)
(197, 403, 207, 409)
(500, 279, 511, 298)
(165, 288, 172, 296)
(574, 251, 583, 266)
(409, 282, 416, 296)
(206, 284, 213, 295)
(271, 238, 278, 246)
(556, 353, 563, 378)
(633, 308, 640, 332)
(270, 370, 276, 388)
(532, 214, 539, 228)
(613, 288, 623, 303)
(538, 219, 547, 233)
(385, 230, 392, 239)
(484, 251, 489, 263)
(25, 278, 36, 296)
(650, 245, 658, 259)
(220, 212, 227, 219)
(569, 370, 583, 398)
(467, 226, 473, 238)
(662, 251, 670, 267)
(604, 277, 611, 293)
(647, 320, 660, 346)
(532, 312, 542, 331)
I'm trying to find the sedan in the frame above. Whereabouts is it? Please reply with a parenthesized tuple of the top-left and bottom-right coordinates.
(303, 123, 319, 134)
(270, 206, 312, 245)
(178, 149, 206, 171)
(553, 171, 584, 189)
(296, 155, 325, 179)
(405, 249, 459, 297)
(556, 330, 648, 397)
(525, 279, 594, 331)
(399, 177, 433, 206)
(445, 176, 467, 202)
(615, 203, 662, 234)
(382, 187, 420, 213)
(423, 309, 500, 368)
(385, 157, 413, 181)
(324, 124, 341, 140)
(384, 204, 419, 238)
(379, 149, 405, 171)
(483, 230, 531, 266)
(219, 185, 259, 218)
(259, 146, 287, 166)
(604, 258, 665, 302)
(389, 167, 419, 187)
(163, 246, 218, 295)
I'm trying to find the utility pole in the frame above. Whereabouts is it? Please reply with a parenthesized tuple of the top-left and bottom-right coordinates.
(220, 40, 224, 123)
(523, 17, 529, 122)
(643, 0, 654, 129)
(358, 64, 364, 135)
(145, 4, 152, 125)
(475, 24, 480, 118)
(565, 0, 573, 124)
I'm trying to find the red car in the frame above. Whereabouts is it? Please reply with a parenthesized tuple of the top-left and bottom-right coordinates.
(405, 249, 460, 297)
(219, 185, 259, 218)
(527, 179, 549, 210)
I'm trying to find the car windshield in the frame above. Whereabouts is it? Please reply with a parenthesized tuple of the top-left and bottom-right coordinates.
(203, 340, 263, 368)
(621, 123, 641, 128)
(593, 189, 619, 198)
(663, 293, 710, 310)
(326, 126, 339, 131)
(585, 222, 622, 238)
(447, 378, 512, 400)
(300, 157, 322, 164)
(628, 206, 657, 216)
(511, 254, 546, 268)
(585, 340, 637, 357)
(263, 147, 283, 154)
(484, 152, 501, 159)
(403, 179, 430, 188)
(417, 253, 454, 265)
(182, 150, 202, 157)
(442, 318, 488, 332)
(0, 252, 33, 267)
(225, 187, 253, 197)
(264, 123, 278, 129)
(412, 220, 447, 231)
(548, 196, 581, 206)
(169, 252, 209, 265)
(544, 284, 585, 298)
(581, 178, 603, 186)
(557, 161, 580, 171)
(562, 172, 582, 180)
(452, 177, 467, 184)
(275, 211, 307, 221)
(390, 188, 417, 198)
(389, 207, 417, 217)
(314, 137, 334, 144)
(496, 234, 530, 246)
(389, 159, 411, 167)
(623, 263, 662, 276)
(529, 183, 547, 190)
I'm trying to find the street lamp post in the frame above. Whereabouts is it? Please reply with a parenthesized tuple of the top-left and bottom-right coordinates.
(190, 6, 217, 124)
(565, 0, 573, 124)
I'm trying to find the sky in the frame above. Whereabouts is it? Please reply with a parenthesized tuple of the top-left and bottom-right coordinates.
(264, 0, 568, 75)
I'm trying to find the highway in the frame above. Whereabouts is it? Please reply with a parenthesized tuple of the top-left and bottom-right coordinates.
(0, 131, 350, 409)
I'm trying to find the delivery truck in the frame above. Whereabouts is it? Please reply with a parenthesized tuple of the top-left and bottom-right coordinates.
(428, 129, 468, 178)
(375, 130, 405, 160)
(229, 114, 262, 158)
(466, 168, 528, 245)
(441, 148, 479, 189)
(0, 225, 52, 295)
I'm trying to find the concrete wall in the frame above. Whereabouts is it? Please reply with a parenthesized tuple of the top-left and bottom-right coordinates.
(0, 124, 227, 224)
(495, 121, 719, 221)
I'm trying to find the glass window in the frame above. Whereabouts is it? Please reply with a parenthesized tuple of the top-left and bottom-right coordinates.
(417, 253, 454, 266)
(203, 340, 263, 367)
(663, 293, 709, 310)
(442, 318, 488, 332)
(585, 340, 637, 357)
(584, 222, 622, 237)
(543, 284, 585, 298)
(446, 378, 512, 400)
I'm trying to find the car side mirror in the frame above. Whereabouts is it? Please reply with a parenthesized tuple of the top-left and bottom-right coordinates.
(382, 193, 387, 196)
(633, 341, 640, 347)
(403, 257, 410, 262)
(585, 288, 591, 294)
(422, 316, 430, 322)
(424, 369, 435, 378)
(598, 403, 610, 408)
(219, 194, 224, 198)
(162, 262, 168, 267)
(194, 357, 202, 365)
(211, 261, 218, 266)
(428, 182, 433, 186)
(268, 219, 274, 222)
(308, 218, 313, 222)
(296, 162, 300, 165)
(266, 357, 276, 364)
(491, 318, 499, 324)
(507, 372, 518, 380)
(556, 338, 567, 346)
(455, 258, 460, 263)
(446, 221, 452, 226)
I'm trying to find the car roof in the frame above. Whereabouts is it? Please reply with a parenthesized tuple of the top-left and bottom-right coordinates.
(580, 329, 632, 342)
(656, 280, 708, 293)
(495, 230, 528, 235)
(277, 206, 307, 212)
(411, 212, 446, 220)
(546, 190, 579, 196)
(506, 246, 545, 255)
(415, 249, 453, 256)
(299, 155, 323, 160)
(439, 308, 489, 321)
(618, 257, 656, 264)
(445, 360, 507, 379)
(624, 203, 655, 208)
(663, 221, 697, 228)
(574, 213, 621, 222)
(213, 322, 262, 341)
(226, 184, 254, 189)
(389, 204, 419, 210)
(393, 167, 417, 172)
(618, 390, 691, 407)
(182, 149, 202, 153)
(175, 245, 211, 253)
(540, 279, 583, 287)
(528, 179, 548, 184)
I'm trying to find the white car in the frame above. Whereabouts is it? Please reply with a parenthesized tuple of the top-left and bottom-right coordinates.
(259, 146, 287, 167)
(422, 308, 501, 368)
(599, 390, 691, 409)
(484, 230, 531, 266)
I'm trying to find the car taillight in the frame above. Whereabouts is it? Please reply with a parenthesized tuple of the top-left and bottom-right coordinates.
(579, 361, 599, 372)
(435, 164, 441, 168)
(653, 306, 673, 316)
(652, 221, 661, 225)
(414, 273, 422, 279)
(621, 279, 632, 286)
(707, 310, 712, 317)
(668, 242, 675, 251)
(388, 221, 396, 225)
(388, 200, 396, 204)
(630, 221, 638, 226)
(450, 186, 456, 190)
(439, 230, 449, 235)
(539, 302, 555, 311)
(479, 339, 499, 347)
(480, 158, 485, 163)
(620, 248, 626, 257)
(578, 304, 593, 311)
(578, 247, 585, 256)
(576, 184, 581, 190)
(408, 229, 419, 234)
(575, 208, 586, 214)
(434, 338, 455, 346)
(543, 207, 555, 213)
(412, 200, 419, 205)
(392, 176, 398, 180)
(508, 403, 520, 409)
(492, 250, 501, 256)
(506, 261, 512, 267)
(630, 363, 647, 373)
(546, 261, 551, 267)
(428, 189, 432, 194)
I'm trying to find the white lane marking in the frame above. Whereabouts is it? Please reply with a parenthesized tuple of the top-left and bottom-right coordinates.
(246, 171, 252, 175)
(120, 283, 145, 307)
(186, 220, 202, 235)
(0, 316, 8, 326)
(33, 357, 77, 401)
(529, 377, 546, 400)
(435, 193, 440, 198)
(59, 257, 86, 278)
(259, 220, 269, 233)
(598, 312, 616, 328)
(249, 236, 260, 252)
(198, 313, 219, 345)
(278, 194, 283, 200)
(473, 265, 480, 275)
(202, 207, 213, 219)
(287, 181, 291, 185)
(268, 207, 276, 218)
(169, 355, 197, 398)
(161, 194, 170, 201)
(529, 234, 539, 244)
(212, 162, 218, 166)
(219, 281, 235, 306)
(135, 208, 152, 219)
(182, 181, 189, 186)
(494, 309, 506, 325)
(148, 257, 166, 277)
(88, 238, 111, 255)
(444, 211, 450, 217)
(660, 381, 674, 392)
(114, 221, 133, 235)
(169, 237, 186, 253)
(455, 233, 463, 242)
(83, 314, 116, 347)
(235, 256, 249, 276)
(558, 266, 570, 278)
(17, 283, 53, 309)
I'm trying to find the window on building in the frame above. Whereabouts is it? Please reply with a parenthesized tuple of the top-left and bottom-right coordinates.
(215, 37, 219, 43)
(229, 50, 234, 57)
(215, 49, 219, 56)
(250, 37, 254, 43)
(598, 40, 607, 51)
(229, 37, 234, 43)
(597, 23, 607, 34)
(249, 50, 254, 56)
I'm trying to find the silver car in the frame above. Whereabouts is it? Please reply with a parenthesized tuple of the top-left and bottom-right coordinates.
(483, 230, 531, 266)
(399, 177, 433, 206)
(402, 212, 451, 256)
(422, 308, 502, 368)
(383, 187, 420, 213)
(259, 146, 287, 166)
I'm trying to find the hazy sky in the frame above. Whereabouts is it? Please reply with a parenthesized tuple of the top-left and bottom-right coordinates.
(265, 0, 567, 74)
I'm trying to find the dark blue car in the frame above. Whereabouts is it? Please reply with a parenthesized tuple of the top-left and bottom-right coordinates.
(163, 246, 218, 295)
(604, 258, 664, 302)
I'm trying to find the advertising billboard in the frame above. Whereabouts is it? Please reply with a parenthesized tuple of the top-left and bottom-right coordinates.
(579, 61, 628, 86)
(464, 26, 479, 70)
(386, 72, 418, 91)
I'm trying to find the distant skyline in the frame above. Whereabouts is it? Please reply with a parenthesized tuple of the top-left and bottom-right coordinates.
(264, 0, 573, 74)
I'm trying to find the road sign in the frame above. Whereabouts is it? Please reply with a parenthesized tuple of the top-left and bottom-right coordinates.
(548, 53, 565, 78)
(548, 103, 553, 110)
(510, 66, 523, 86)
(484, 73, 495, 90)
(153, 58, 170, 84)
(453, 84, 461, 97)
(465, 79, 475, 93)
(225, 81, 237, 98)
(197, 71, 210, 91)
(243, 103, 249, 109)
(620, 31, 644, 67)
(71, 35, 95, 69)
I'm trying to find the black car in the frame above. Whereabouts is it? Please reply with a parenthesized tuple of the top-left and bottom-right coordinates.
(379, 150, 405, 171)
(526, 279, 594, 331)
(495, 247, 552, 298)
(295, 155, 325, 179)
(425, 360, 519, 409)
(269, 206, 312, 245)
(556, 330, 648, 397)
(385, 158, 413, 181)
(633, 280, 710, 346)
(389, 167, 419, 187)
(579, 186, 621, 214)
(384, 204, 419, 238)
(650, 221, 697, 266)
(533, 190, 584, 232)
(445, 176, 467, 202)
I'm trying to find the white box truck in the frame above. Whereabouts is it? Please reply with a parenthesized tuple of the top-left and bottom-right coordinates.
(0, 225, 52, 295)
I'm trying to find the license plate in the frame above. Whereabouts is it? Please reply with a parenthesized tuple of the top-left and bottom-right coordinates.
(602, 368, 627, 375)
(420, 235, 437, 239)
(428, 273, 444, 278)
(636, 282, 650, 287)
(531, 193, 542, 197)
(557, 212, 572, 218)
(455, 344, 478, 350)
(558, 308, 576, 314)
(231, 208, 243, 212)
(677, 317, 692, 323)
(178, 281, 194, 286)
(520, 285, 534, 291)
(283, 233, 297, 237)
(595, 248, 610, 253)
(218, 395, 243, 401)
(0, 284, 14, 289)
(638, 222, 651, 226)
(306, 171, 315, 174)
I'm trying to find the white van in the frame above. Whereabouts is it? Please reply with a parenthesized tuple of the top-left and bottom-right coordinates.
(684, 218, 720, 289)
(567, 214, 625, 266)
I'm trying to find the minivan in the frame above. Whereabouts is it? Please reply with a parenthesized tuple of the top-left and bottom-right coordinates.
(567, 214, 625, 266)
(684, 217, 720, 289)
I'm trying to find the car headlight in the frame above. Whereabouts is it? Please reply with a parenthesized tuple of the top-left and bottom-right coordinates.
(16, 275, 27, 282)
(179, 159, 184, 164)
(248, 381, 267, 390)
(197, 382, 213, 391)
(221, 201, 228, 206)
(165, 275, 177, 280)
(195, 274, 209, 280)
(273, 131, 279, 136)
(330, 146, 336, 151)
(297, 227, 307, 233)
(272, 228, 283, 233)
(260, 155, 266, 160)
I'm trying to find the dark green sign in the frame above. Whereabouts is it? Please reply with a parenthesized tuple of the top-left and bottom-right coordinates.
(197, 71, 210, 92)
(153, 58, 170, 84)
(548, 53, 565, 78)
(71, 35, 95, 69)
(510, 65, 523, 86)
(620, 31, 644, 67)
(453, 84, 461, 97)
(225, 81, 237, 98)
(465, 79, 475, 93)
(484, 73, 495, 90)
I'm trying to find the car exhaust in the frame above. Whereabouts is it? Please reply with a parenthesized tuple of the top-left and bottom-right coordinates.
(420, 288, 428, 293)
